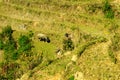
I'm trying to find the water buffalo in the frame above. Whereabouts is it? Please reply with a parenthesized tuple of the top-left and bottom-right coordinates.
(37, 33, 50, 43)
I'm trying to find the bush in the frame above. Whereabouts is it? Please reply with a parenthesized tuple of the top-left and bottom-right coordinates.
(28, 30, 34, 38)
(0, 40, 4, 50)
(0, 61, 20, 80)
(103, 0, 114, 19)
(18, 35, 32, 53)
(69, 75, 74, 80)
(2, 25, 13, 38)
(3, 38, 17, 60)
(63, 38, 74, 51)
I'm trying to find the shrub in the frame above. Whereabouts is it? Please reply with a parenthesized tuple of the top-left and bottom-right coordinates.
(0, 40, 4, 50)
(69, 75, 74, 80)
(0, 61, 20, 80)
(63, 38, 74, 51)
(103, 0, 114, 19)
(18, 35, 32, 54)
(3, 38, 17, 60)
(2, 25, 13, 38)
(28, 30, 34, 38)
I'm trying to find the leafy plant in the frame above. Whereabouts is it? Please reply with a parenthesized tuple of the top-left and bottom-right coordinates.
(3, 38, 17, 60)
(0, 61, 20, 80)
(2, 25, 13, 38)
(69, 75, 74, 80)
(0, 40, 4, 50)
(103, 0, 114, 19)
(63, 38, 74, 51)
(18, 35, 32, 54)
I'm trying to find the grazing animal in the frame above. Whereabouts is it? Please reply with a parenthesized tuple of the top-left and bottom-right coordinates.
(37, 33, 50, 43)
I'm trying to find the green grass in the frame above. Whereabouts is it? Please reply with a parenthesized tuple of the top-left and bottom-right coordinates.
(0, 0, 120, 80)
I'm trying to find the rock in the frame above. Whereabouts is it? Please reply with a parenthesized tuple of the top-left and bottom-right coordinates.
(71, 55, 78, 62)
(74, 71, 84, 80)
(18, 24, 27, 30)
(64, 51, 71, 56)
(56, 49, 62, 56)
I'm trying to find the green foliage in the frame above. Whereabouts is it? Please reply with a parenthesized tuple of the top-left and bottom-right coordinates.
(0, 61, 20, 80)
(103, 0, 114, 19)
(0, 40, 4, 50)
(3, 38, 17, 60)
(28, 30, 34, 38)
(0, 26, 18, 60)
(63, 38, 74, 51)
(69, 75, 74, 80)
(18, 35, 32, 53)
(2, 25, 13, 38)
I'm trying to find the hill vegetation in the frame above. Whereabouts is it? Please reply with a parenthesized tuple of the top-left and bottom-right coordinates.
(0, 0, 120, 80)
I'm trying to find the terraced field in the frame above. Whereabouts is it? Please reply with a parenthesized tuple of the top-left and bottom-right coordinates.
(0, 0, 120, 80)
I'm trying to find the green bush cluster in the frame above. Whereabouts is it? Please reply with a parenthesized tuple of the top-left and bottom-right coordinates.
(103, 0, 114, 19)
(69, 75, 74, 80)
(0, 25, 33, 60)
(18, 35, 32, 54)
(63, 38, 74, 51)
(0, 25, 34, 79)
(0, 61, 20, 80)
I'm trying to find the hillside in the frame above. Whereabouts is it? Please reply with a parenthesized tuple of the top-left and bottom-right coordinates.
(0, 0, 120, 80)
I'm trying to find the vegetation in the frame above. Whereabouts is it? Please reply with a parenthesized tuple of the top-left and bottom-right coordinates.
(63, 38, 74, 51)
(0, 0, 119, 80)
(18, 35, 32, 54)
(103, 0, 114, 19)
(69, 75, 74, 80)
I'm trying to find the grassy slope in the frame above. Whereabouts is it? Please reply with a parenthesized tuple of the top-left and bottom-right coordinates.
(0, 0, 120, 80)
